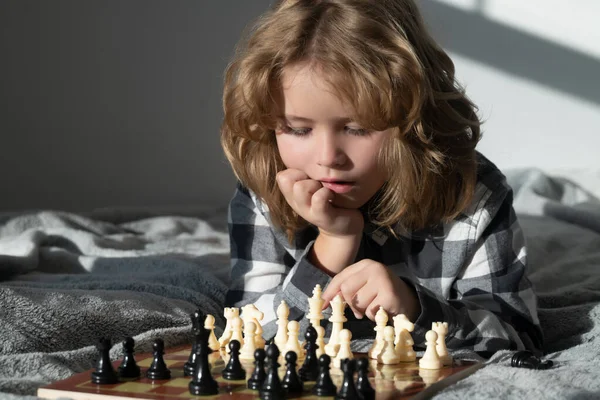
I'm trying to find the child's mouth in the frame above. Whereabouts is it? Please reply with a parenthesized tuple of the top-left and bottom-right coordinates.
(320, 181, 355, 194)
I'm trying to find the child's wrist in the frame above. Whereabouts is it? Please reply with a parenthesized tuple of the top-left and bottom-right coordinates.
(309, 231, 362, 276)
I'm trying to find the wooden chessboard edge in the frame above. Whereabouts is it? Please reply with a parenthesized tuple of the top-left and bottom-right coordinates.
(37, 387, 138, 400)
(412, 360, 484, 400)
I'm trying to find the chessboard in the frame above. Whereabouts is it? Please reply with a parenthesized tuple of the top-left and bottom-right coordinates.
(37, 344, 482, 400)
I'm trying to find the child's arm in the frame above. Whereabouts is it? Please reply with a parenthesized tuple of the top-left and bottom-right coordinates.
(224, 182, 334, 338)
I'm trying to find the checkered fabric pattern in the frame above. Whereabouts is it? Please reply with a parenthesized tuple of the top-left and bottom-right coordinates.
(225, 153, 543, 356)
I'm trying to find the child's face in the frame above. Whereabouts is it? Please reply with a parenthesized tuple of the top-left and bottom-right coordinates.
(275, 62, 390, 209)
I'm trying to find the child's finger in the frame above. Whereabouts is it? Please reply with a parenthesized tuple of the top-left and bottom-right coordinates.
(293, 179, 323, 211)
(322, 260, 369, 306)
(310, 186, 335, 219)
(276, 169, 309, 207)
(350, 287, 378, 319)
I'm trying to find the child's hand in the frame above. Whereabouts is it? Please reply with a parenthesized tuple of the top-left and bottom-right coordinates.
(276, 169, 364, 238)
(321, 259, 421, 321)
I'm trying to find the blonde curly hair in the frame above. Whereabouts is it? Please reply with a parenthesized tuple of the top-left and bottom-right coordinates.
(221, 0, 481, 241)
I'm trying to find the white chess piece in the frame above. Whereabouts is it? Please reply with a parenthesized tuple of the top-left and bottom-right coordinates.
(392, 314, 416, 362)
(241, 304, 265, 349)
(432, 322, 452, 366)
(377, 326, 400, 365)
(419, 330, 442, 370)
(227, 316, 244, 354)
(315, 325, 326, 358)
(368, 307, 388, 359)
(274, 300, 289, 350)
(333, 329, 353, 368)
(325, 294, 347, 357)
(307, 284, 324, 329)
(218, 307, 239, 348)
(239, 321, 257, 360)
(204, 314, 220, 351)
(284, 320, 304, 361)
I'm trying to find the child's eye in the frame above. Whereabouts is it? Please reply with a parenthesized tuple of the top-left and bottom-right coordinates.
(281, 125, 311, 136)
(345, 126, 371, 136)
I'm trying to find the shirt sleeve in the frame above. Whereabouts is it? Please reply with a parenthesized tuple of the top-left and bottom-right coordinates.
(409, 178, 544, 357)
(224, 183, 332, 339)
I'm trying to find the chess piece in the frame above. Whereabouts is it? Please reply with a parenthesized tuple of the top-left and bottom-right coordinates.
(259, 343, 285, 400)
(204, 314, 221, 351)
(419, 330, 442, 370)
(315, 325, 326, 358)
(368, 307, 388, 359)
(299, 324, 319, 381)
(146, 338, 171, 380)
(227, 316, 244, 353)
(284, 320, 304, 361)
(118, 336, 140, 379)
(511, 350, 554, 370)
(240, 321, 258, 361)
(185, 310, 203, 376)
(189, 317, 219, 396)
(377, 326, 400, 365)
(355, 358, 375, 400)
(336, 358, 360, 400)
(432, 322, 452, 366)
(325, 294, 347, 357)
(334, 329, 354, 368)
(91, 337, 118, 384)
(393, 314, 416, 362)
(223, 340, 246, 380)
(219, 307, 239, 348)
(247, 348, 267, 390)
(241, 303, 266, 349)
(307, 284, 324, 328)
(312, 354, 337, 396)
(282, 351, 304, 393)
(274, 300, 289, 350)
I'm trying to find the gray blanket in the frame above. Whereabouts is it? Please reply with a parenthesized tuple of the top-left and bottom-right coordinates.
(1, 170, 600, 399)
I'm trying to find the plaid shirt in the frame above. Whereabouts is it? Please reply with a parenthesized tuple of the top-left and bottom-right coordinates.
(225, 153, 543, 356)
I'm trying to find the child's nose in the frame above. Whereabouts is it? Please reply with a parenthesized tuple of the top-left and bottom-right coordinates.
(317, 132, 347, 168)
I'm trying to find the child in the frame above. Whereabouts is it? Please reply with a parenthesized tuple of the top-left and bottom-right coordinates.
(220, 0, 542, 356)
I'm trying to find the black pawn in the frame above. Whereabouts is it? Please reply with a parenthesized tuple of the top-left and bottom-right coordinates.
(118, 337, 140, 379)
(146, 338, 171, 380)
(336, 359, 360, 400)
(185, 310, 204, 376)
(355, 358, 375, 400)
(259, 343, 285, 400)
(189, 318, 219, 396)
(299, 324, 319, 382)
(248, 348, 267, 390)
(312, 354, 337, 396)
(91, 338, 119, 384)
(282, 351, 303, 394)
(222, 340, 246, 380)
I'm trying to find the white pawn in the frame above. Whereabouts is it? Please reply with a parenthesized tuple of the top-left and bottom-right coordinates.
(241, 304, 265, 349)
(315, 325, 326, 358)
(377, 326, 400, 365)
(333, 329, 354, 368)
(284, 320, 304, 361)
(307, 284, 324, 329)
(419, 330, 442, 370)
(204, 314, 220, 351)
(227, 316, 244, 354)
(432, 322, 452, 366)
(218, 307, 239, 348)
(368, 307, 388, 359)
(392, 314, 416, 362)
(274, 300, 289, 350)
(239, 321, 257, 361)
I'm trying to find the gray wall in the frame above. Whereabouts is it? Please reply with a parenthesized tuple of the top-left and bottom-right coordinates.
(0, 0, 270, 212)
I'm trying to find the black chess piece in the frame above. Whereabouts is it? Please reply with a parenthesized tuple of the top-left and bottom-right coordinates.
(223, 340, 246, 380)
(248, 348, 267, 390)
(118, 336, 141, 379)
(335, 358, 360, 400)
(282, 351, 304, 394)
(91, 337, 119, 384)
(355, 358, 375, 400)
(312, 354, 337, 396)
(185, 310, 204, 376)
(299, 324, 319, 382)
(146, 338, 171, 380)
(511, 350, 554, 370)
(259, 343, 285, 400)
(189, 316, 219, 396)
